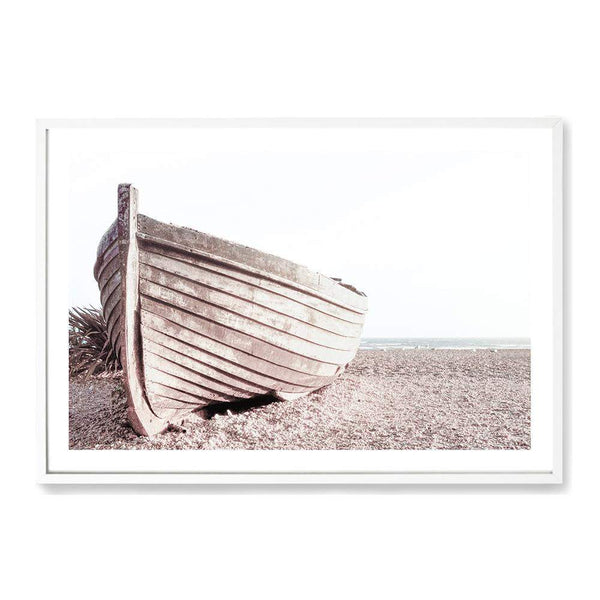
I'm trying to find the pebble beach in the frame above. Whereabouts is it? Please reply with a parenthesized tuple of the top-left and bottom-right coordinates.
(69, 349, 530, 450)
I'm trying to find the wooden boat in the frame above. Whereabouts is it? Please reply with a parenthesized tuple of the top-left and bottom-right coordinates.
(94, 184, 368, 435)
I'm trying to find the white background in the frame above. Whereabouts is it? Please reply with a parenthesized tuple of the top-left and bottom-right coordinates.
(64, 127, 533, 338)
(1, 1, 594, 600)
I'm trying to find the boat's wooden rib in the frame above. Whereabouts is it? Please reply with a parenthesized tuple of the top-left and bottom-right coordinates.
(95, 184, 367, 436)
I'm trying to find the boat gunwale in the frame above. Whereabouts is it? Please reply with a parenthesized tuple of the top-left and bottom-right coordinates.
(139, 241, 365, 326)
(137, 226, 368, 315)
(94, 215, 368, 315)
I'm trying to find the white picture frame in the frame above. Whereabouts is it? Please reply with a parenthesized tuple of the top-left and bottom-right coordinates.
(37, 118, 563, 485)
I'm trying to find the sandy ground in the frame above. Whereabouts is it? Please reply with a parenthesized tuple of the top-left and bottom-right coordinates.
(69, 349, 530, 450)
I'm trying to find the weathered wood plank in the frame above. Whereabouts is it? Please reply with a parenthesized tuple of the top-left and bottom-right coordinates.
(95, 246, 120, 285)
(144, 347, 264, 398)
(140, 323, 318, 393)
(99, 271, 121, 307)
(139, 279, 360, 362)
(106, 312, 121, 353)
(144, 382, 212, 412)
(144, 365, 245, 404)
(139, 293, 354, 377)
(102, 292, 121, 330)
(139, 249, 365, 332)
(138, 215, 368, 313)
(143, 338, 270, 395)
(139, 306, 344, 380)
(140, 239, 366, 325)
(139, 262, 360, 350)
(93, 220, 118, 279)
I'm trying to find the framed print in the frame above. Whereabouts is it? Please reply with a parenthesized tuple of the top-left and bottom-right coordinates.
(37, 118, 563, 484)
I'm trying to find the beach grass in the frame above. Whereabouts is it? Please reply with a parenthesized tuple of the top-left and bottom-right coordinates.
(69, 307, 121, 377)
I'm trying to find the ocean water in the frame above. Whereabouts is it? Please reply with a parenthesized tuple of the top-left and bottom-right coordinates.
(359, 337, 530, 350)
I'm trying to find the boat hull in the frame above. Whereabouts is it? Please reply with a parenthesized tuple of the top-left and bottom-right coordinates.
(94, 184, 367, 435)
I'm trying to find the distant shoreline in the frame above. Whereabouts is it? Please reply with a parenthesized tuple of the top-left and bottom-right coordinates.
(359, 338, 530, 351)
(360, 346, 530, 350)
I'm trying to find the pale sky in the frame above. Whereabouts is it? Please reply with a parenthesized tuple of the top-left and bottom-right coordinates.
(60, 126, 536, 338)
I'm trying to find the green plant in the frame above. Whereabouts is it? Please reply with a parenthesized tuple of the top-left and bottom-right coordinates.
(69, 306, 121, 377)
